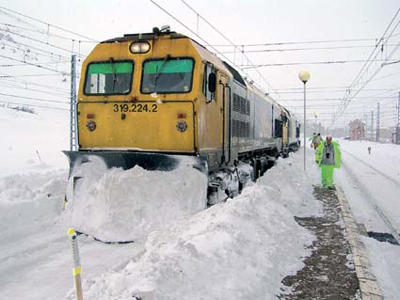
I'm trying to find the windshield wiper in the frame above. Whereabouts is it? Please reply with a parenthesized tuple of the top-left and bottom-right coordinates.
(154, 54, 171, 86)
(109, 57, 117, 92)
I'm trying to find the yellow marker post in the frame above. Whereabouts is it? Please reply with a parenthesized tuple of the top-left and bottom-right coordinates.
(68, 228, 83, 300)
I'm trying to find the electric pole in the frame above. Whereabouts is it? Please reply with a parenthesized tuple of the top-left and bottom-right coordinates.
(371, 110, 374, 141)
(70, 54, 78, 151)
(364, 113, 368, 140)
(397, 92, 400, 128)
(376, 102, 380, 143)
(397, 92, 400, 144)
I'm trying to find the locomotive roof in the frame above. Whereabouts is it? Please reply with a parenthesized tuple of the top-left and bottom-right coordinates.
(101, 31, 188, 43)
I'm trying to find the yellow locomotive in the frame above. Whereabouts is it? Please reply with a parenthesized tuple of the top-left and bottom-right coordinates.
(64, 26, 300, 203)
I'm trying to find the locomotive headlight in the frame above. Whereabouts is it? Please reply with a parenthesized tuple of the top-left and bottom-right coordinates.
(130, 41, 150, 54)
(86, 120, 97, 132)
(176, 120, 187, 132)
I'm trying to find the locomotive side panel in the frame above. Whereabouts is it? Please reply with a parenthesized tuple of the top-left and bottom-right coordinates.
(252, 92, 274, 151)
(231, 82, 252, 155)
(191, 42, 233, 169)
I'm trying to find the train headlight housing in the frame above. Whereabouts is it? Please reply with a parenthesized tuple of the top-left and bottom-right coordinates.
(129, 42, 150, 54)
(86, 120, 97, 132)
(176, 120, 187, 132)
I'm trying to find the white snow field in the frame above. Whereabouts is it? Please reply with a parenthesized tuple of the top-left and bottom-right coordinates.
(337, 139, 400, 299)
(1, 106, 400, 299)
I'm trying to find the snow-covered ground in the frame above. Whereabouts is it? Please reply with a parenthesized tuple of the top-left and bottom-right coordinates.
(1, 106, 400, 299)
(1, 107, 69, 175)
(337, 139, 400, 299)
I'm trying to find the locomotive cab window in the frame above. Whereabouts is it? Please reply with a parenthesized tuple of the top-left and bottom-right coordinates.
(141, 58, 194, 93)
(203, 63, 216, 103)
(84, 60, 133, 95)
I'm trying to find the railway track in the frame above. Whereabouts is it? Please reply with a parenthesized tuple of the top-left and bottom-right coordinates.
(341, 150, 400, 245)
(343, 149, 400, 189)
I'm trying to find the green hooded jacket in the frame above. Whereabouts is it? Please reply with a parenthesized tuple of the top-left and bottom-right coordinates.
(315, 140, 341, 168)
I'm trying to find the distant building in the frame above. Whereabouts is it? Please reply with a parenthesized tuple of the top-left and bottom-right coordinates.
(349, 119, 365, 140)
(395, 127, 400, 144)
(378, 128, 392, 143)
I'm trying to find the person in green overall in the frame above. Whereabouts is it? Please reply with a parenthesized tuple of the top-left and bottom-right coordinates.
(315, 136, 341, 189)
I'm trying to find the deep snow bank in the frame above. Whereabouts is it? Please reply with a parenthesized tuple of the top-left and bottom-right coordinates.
(62, 156, 208, 242)
(0, 107, 69, 176)
(78, 152, 320, 300)
(0, 170, 67, 265)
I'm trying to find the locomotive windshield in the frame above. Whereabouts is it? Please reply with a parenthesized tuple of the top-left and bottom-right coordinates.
(141, 58, 194, 93)
(84, 61, 133, 95)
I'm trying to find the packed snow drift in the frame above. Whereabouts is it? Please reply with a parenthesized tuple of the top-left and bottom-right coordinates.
(63, 155, 208, 242)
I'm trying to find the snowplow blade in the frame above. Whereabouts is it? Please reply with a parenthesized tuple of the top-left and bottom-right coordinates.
(63, 150, 208, 178)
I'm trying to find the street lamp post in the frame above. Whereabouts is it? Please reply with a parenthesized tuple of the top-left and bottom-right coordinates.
(314, 113, 318, 129)
(299, 70, 310, 171)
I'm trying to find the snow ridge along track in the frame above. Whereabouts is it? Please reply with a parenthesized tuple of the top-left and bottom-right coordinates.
(341, 156, 400, 245)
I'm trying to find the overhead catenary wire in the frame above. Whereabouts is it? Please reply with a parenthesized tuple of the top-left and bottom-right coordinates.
(148, 1, 249, 77)
(287, 101, 396, 110)
(207, 37, 398, 47)
(0, 6, 96, 117)
(2, 39, 74, 61)
(148, 1, 249, 80)
(0, 92, 70, 104)
(333, 8, 400, 125)
(0, 81, 70, 97)
(179, 0, 284, 102)
(0, 28, 87, 58)
(0, 75, 70, 93)
(0, 21, 97, 43)
(0, 73, 67, 78)
(281, 96, 397, 101)
(218, 44, 400, 54)
(0, 60, 70, 67)
(0, 100, 68, 111)
(0, 5, 97, 42)
(239, 59, 400, 68)
(150, 0, 285, 104)
(0, 54, 70, 75)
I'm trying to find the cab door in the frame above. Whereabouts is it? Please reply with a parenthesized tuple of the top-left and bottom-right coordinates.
(218, 73, 230, 165)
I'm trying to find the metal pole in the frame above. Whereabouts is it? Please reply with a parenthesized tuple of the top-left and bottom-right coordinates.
(371, 110, 374, 140)
(68, 228, 83, 300)
(397, 92, 400, 144)
(70, 54, 77, 151)
(376, 102, 380, 142)
(303, 82, 307, 171)
(397, 92, 400, 128)
(314, 115, 317, 132)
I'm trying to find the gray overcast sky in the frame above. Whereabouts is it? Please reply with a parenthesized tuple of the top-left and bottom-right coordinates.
(1, 0, 400, 129)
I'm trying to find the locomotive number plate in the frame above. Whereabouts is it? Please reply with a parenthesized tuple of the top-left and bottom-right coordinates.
(113, 103, 158, 113)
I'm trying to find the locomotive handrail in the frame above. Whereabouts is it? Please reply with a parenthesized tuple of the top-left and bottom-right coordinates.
(219, 79, 226, 165)
(225, 83, 232, 164)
